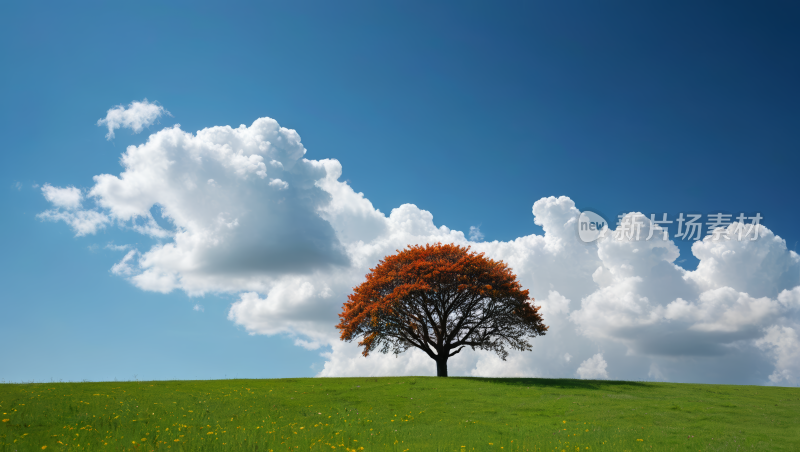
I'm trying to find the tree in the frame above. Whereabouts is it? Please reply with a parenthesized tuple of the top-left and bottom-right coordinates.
(336, 243, 548, 377)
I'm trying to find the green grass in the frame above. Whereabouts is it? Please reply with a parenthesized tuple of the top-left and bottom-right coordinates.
(1, 377, 798, 451)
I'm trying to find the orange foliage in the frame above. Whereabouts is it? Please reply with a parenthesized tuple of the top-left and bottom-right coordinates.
(336, 243, 548, 376)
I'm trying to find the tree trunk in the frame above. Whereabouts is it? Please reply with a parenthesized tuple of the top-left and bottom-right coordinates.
(436, 357, 448, 377)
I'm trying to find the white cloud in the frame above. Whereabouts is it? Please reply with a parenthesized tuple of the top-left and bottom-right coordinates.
(38, 184, 110, 236)
(568, 214, 800, 366)
(38, 208, 109, 236)
(269, 178, 289, 190)
(97, 99, 170, 140)
(85, 118, 342, 296)
(105, 243, 131, 251)
(42, 184, 82, 210)
(664, 288, 781, 334)
(14, 181, 22, 191)
(318, 342, 437, 377)
(193, 304, 204, 312)
(111, 250, 138, 276)
(40, 113, 800, 385)
(468, 225, 484, 242)
(687, 224, 800, 299)
(756, 325, 800, 384)
(538, 290, 571, 316)
(294, 339, 322, 350)
(576, 353, 608, 379)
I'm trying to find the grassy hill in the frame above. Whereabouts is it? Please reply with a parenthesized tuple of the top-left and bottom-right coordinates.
(1, 377, 797, 451)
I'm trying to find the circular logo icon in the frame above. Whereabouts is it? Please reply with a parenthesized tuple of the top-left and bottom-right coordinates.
(578, 211, 609, 243)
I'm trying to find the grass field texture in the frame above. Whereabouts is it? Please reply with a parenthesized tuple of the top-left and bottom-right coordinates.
(1, 377, 797, 451)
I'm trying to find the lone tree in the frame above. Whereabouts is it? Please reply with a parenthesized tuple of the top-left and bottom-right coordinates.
(336, 243, 548, 377)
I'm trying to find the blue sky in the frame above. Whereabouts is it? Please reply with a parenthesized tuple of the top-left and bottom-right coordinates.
(2, 1, 799, 384)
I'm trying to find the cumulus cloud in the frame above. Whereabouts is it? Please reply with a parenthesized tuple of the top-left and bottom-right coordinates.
(269, 178, 289, 190)
(97, 99, 170, 140)
(577, 353, 609, 379)
(570, 215, 800, 364)
(38, 208, 109, 236)
(42, 184, 82, 210)
(39, 112, 800, 385)
(756, 325, 800, 384)
(468, 225, 484, 242)
(687, 225, 800, 298)
(38, 184, 110, 236)
(193, 304, 204, 312)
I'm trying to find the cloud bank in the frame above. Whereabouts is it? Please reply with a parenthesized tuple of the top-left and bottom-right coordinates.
(40, 108, 800, 385)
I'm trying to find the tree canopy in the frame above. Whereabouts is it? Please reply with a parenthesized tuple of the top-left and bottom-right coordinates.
(336, 243, 548, 376)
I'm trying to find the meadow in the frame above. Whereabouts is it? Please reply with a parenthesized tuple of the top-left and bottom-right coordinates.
(1, 377, 797, 451)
